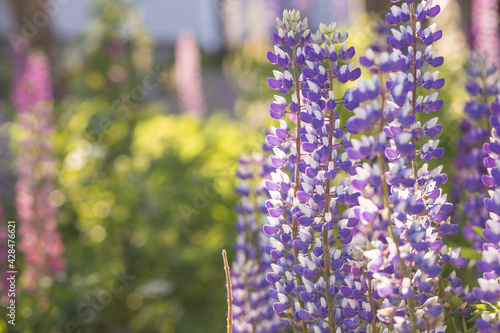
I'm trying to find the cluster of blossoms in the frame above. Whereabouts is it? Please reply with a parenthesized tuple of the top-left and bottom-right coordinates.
(346, 1, 471, 331)
(264, 8, 370, 332)
(454, 52, 499, 249)
(475, 117, 500, 331)
(226, 1, 500, 332)
(230, 154, 288, 333)
(12, 50, 65, 291)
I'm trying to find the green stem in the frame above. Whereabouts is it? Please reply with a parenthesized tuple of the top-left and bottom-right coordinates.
(438, 278, 458, 333)
(291, 46, 308, 333)
(322, 60, 337, 332)
(367, 279, 377, 333)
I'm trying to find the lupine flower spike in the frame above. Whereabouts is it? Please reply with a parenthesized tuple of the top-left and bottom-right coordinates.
(454, 52, 499, 249)
(265, 9, 371, 333)
(378, 1, 468, 331)
(12, 50, 65, 291)
(474, 97, 500, 332)
(175, 31, 207, 115)
(231, 154, 286, 333)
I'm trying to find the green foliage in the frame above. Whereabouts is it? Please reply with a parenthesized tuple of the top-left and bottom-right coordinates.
(5, 1, 265, 332)
(13, 105, 262, 332)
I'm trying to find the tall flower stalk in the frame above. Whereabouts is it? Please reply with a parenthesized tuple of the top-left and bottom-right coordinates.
(344, 44, 416, 332)
(231, 153, 286, 333)
(264, 9, 372, 332)
(175, 30, 207, 116)
(472, 0, 500, 68)
(370, 1, 469, 331)
(472, 95, 500, 332)
(12, 50, 65, 291)
(454, 52, 499, 249)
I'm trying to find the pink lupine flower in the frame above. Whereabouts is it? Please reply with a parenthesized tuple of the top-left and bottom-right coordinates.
(472, 0, 500, 67)
(174, 31, 206, 116)
(12, 50, 65, 291)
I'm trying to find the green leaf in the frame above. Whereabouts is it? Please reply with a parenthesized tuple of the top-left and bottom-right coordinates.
(472, 226, 483, 237)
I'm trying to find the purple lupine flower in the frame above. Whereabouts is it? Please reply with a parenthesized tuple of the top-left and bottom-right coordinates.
(231, 154, 287, 333)
(370, 22, 394, 55)
(453, 52, 499, 249)
(175, 30, 206, 116)
(264, 9, 376, 332)
(342, 1, 469, 331)
(476, 310, 500, 333)
(12, 50, 65, 291)
(474, 124, 500, 328)
(472, 0, 500, 68)
(343, 44, 412, 332)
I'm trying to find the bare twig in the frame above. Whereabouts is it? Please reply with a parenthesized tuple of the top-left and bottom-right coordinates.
(222, 249, 232, 333)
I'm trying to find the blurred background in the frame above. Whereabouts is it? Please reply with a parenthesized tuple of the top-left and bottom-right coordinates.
(0, 0, 497, 332)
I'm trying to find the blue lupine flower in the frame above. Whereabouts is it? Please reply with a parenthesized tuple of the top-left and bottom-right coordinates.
(263, 9, 376, 332)
(453, 52, 499, 249)
(473, 127, 500, 328)
(231, 154, 287, 333)
(340, 1, 469, 331)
